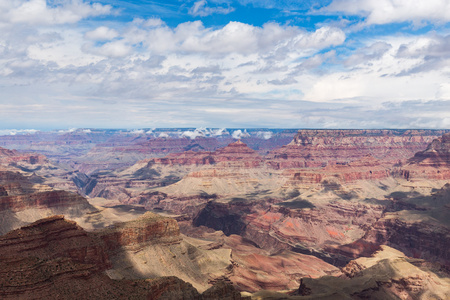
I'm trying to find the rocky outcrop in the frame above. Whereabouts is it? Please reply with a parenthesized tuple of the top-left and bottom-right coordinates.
(0, 215, 249, 299)
(0, 190, 93, 212)
(0, 146, 48, 165)
(98, 212, 182, 252)
(408, 133, 450, 167)
(398, 132, 450, 180)
(194, 198, 385, 265)
(0, 216, 110, 268)
(287, 246, 450, 300)
(202, 279, 248, 300)
(0, 216, 205, 299)
(267, 129, 447, 169)
(361, 215, 450, 266)
(0, 170, 99, 234)
(153, 140, 263, 168)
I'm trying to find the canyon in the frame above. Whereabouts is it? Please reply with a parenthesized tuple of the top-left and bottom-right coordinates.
(0, 128, 449, 299)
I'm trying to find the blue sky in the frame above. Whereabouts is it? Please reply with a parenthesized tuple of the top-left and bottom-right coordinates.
(0, 0, 449, 130)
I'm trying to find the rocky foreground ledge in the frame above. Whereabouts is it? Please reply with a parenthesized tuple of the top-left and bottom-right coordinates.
(0, 214, 248, 300)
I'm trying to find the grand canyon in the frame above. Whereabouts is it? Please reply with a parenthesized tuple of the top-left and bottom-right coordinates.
(0, 128, 449, 299)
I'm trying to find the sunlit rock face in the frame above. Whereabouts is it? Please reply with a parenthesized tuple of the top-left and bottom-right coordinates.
(286, 246, 450, 300)
(267, 129, 447, 169)
(0, 214, 248, 299)
(398, 133, 450, 180)
(152, 140, 264, 168)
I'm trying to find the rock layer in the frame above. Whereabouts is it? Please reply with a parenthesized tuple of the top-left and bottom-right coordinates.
(267, 129, 447, 169)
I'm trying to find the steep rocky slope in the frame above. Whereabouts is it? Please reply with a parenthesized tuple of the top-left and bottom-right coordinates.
(253, 246, 450, 300)
(0, 170, 98, 234)
(0, 215, 247, 299)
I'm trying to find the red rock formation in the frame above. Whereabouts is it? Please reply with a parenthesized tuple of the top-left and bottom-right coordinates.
(98, 212, 182, 252)
(0, 190, 92, 212)
(0, 146, 48, 165)
(0, 216, 110, 268)
(152, 140, 263, 168)
(0, 216, 206, 299)
(399, 133, 450, 179)
(0, 215, 248, 299)
(408, 133, 450, 167)
(283, 155, 391, 185)
(267, 129, 447, 169)
(194, 199, 385, 265)
(360, 215, 450, 267)
(290, 246, 450, 300)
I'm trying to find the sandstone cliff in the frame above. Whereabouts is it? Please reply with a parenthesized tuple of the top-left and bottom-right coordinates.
(398, 132, 450, 180)
(0, 215, 247, 299)
(267, 129, 446, 169)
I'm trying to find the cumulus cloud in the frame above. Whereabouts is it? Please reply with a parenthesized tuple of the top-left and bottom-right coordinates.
(0, 0, 448, 130)
(1, 0, 112, 25)
(256, 131, 273, 139)
(182, 128, 208, 139)
(85, 26, 119, 41)
(322, 0, 450, 26)
(342, 41, 392, 67)
(189, 0, 235, 17)
(394, 34, 450, 75)
(139, 21, 345, 55)
(83, 40, 132, 57)
(181, 127, 230, 139)
(129, 129, 145, 134)
(0, 129, 40, 136)
(232, 129, 250, 139)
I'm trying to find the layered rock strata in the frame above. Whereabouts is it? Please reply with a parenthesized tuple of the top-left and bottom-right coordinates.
(0, 215, 246, 299)
(267, 129, 447, 169)
(399, 132, 450, 180)
(285, 246, 450, 300)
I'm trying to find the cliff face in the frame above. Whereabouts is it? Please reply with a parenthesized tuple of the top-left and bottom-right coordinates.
(0, 170, 98, 234)
(362, 216, 450, 266)
(0, 216, 110, 268)
(287, 246, 450, 300)
(283, 155, 391, 185)
(98, 212, 182, 252)
(153, 140, 263, 168)
(0, 215, 247, 299)
(409, 133, 450, 167)
(267, 129, 446, 169)
(0, 190, 92, 212)
(193, 198, 385, 265)
(399, 133, 450, 180)
(0, 146, 48, 165)
(0, 216, 205, 300)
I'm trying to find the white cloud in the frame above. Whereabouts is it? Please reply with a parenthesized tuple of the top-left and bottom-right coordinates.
(0, 0, 448, 130)
(85, 26, 119, 41)
(83, 39, 132, 57)
(189, 0, 235, 17)
(0, 129, 39, 136)
(2, 0, 112, 25)
(129, 129, 145, 134)
(182, 128, 207, 139)
(256, 131, 273, 139)
(232, 129, 250, 139)
(323, 0, 450, 26)
(139, 21, 345, 56)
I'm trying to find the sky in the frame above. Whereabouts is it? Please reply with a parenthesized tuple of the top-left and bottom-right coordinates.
(0, 0, 449, 130)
